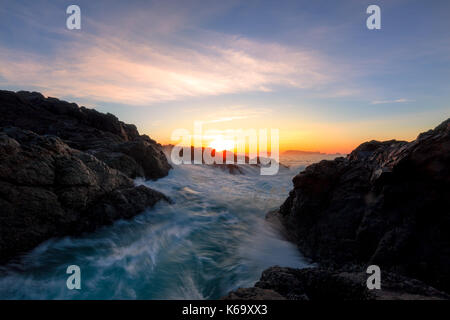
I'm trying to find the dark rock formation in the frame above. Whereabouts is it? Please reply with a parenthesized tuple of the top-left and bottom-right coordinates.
(226, 118, 450, 300)
(225, 266, 448, 300)
(0, 90, 171, 180)
(276, 118, 450, 292)
(0, 126, 169, 263)
(166, 145, 250, 174)
(163, 145, 286, 175)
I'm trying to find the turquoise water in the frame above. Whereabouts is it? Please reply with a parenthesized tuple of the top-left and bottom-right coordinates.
(0, 155, 337, 299)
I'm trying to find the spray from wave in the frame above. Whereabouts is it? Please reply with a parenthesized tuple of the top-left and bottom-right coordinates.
(0, 155, 338, 299)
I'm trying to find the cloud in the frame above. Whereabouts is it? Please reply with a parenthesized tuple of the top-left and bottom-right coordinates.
(371, 98, 415, 105)
(0, 27, 334, 106)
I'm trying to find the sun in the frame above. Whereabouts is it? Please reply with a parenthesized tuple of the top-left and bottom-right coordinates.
(208, 138, 235, 152)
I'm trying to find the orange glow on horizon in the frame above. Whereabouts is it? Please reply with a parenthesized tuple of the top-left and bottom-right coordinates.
(157, 132, 356, 155)
(142, 114, 427, 156)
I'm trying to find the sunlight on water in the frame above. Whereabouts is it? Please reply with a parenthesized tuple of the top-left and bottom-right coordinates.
(0, 155, 339, 299)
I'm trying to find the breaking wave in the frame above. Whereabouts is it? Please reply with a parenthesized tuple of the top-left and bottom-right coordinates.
(0, 154, 338, 299)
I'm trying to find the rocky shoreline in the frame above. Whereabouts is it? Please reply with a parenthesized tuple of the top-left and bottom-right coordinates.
(1, 90, 449, 300)
(227, 118, 450, 300)
(224, 266, 449, 300)
(0, 91, 172, 262)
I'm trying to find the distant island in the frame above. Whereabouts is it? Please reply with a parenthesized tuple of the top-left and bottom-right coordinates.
(282, 150, 343, 156)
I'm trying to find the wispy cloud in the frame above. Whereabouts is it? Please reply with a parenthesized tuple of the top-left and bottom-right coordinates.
(0, 27, 333, 106)
(371, 98, 415, 105)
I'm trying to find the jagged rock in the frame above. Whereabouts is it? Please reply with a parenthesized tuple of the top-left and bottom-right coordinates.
(226, 266, 448, 300)
(0, 127, 168, 262)
(276, 119, 450, 292)
(0, 90, 171, 180)
(86, 185, 170, 228)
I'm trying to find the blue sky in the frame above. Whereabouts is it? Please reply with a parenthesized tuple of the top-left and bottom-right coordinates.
(0, 0, 449, 152)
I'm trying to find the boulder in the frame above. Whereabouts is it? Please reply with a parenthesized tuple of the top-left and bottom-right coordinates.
(0, 127, 168, 262)
(226, 266, 449, 300)
(0, 90, 171, 180)
(276, 118, 450, 292)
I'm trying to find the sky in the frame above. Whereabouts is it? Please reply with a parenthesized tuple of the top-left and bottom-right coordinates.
(0, 0, 449, 153)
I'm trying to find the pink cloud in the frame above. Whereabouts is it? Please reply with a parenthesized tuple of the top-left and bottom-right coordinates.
(0, 29, 334, 105)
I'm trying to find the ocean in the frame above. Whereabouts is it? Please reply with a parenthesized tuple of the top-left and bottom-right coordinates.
(0, 154, 340, 299)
